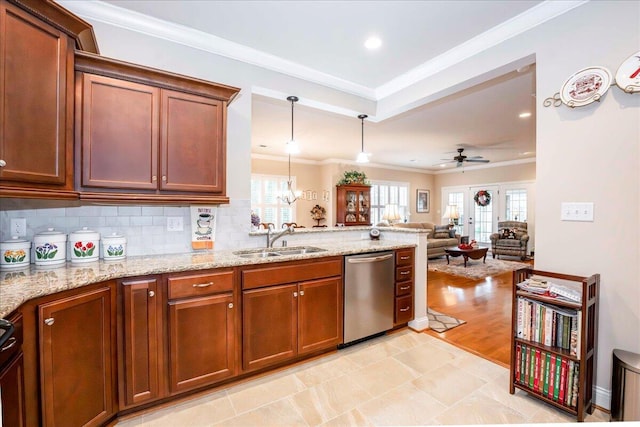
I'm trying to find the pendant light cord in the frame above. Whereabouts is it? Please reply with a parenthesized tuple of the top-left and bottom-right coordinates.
(358, 114, 368, 154)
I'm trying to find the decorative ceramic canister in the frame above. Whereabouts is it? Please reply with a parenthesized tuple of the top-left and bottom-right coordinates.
(0, 236, 31, 270)
(69, 227, 100, 263)
(33, 228, 67, 266)
(101, 233, 126, 261)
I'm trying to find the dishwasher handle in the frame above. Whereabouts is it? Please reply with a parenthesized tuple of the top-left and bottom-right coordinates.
(347, 253, 393, 264)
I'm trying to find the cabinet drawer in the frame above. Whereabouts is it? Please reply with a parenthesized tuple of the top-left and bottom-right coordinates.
(242, 258, 342, 290)
(168, 270, 233, 299)
(395, 265, 413, 282)
(395, 282, 413, 297)
(396, 249, 414, 266)
(395, 295, 413, 324)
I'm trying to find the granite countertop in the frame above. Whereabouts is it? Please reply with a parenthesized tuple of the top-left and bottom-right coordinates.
(0, 240, 414, 318)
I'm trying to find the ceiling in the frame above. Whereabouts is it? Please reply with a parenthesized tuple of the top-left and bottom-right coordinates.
(79, 1, 554, 171)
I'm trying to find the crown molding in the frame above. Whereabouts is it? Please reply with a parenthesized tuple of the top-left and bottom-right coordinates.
(59, 0, 586, 104)
(433, 157, 536, 174)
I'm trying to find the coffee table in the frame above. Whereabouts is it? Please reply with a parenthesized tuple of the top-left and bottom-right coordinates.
(444, 246, 489, 267)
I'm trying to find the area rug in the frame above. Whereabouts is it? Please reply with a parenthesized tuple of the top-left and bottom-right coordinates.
(427, 256, 530, 280)
(427, 308, 466, 333)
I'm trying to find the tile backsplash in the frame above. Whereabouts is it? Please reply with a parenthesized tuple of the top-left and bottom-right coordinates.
(0, 199, 254, 259)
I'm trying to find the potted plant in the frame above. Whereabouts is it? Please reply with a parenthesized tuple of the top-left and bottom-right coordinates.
(337, 170, 369, 186)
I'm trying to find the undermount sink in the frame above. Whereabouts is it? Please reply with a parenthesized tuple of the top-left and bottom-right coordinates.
(233, 246, 327, 258)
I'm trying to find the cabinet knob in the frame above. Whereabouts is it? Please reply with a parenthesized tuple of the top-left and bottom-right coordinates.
(152, 175, 157, 182)
(400, 307, 410, 312)
(299, 290, 305, 296)
(0, 159, 5, 167)
(228, 303, 233, 309)
(162, 176, 167, 181)
(148, 290, 155, 297)
(293, 291, 298, 298)
(44, 317, 55, 326)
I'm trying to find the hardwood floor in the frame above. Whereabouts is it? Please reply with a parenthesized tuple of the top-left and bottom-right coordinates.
(425, 266, 523, 368)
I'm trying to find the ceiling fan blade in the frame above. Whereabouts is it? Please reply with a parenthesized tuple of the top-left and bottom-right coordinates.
(465, 159, 490, 163)
(467, 155, 484, 159)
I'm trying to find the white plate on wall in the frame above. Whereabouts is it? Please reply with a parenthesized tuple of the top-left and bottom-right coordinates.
(560, 66, 612, 107)
(615, 51, 640, 93)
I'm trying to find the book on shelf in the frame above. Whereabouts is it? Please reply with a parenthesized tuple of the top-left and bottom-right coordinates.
(517, 276, 582, 304)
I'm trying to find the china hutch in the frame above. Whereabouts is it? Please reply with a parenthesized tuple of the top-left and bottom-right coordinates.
(335, 184, 371, 226)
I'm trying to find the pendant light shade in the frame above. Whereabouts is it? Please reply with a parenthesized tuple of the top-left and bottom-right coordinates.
(356, 114, 370, 163)
(280, 96, 301, 205)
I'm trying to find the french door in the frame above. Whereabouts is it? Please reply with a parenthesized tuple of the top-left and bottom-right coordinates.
(468, 185, 499, 245)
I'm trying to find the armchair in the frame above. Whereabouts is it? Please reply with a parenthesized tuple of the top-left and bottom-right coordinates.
(490, 221, 529, 260)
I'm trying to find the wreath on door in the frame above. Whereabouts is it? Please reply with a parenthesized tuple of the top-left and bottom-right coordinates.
(474, 190, 491, 207)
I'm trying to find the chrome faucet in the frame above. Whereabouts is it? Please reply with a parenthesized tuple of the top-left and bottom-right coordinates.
(267, 224, 295, 248)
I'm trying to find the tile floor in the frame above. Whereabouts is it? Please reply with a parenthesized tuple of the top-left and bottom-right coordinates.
(116, 330, 609, 426)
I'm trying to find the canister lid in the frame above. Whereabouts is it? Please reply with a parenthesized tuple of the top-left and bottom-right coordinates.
(71, 227, 97, 235)
(0, 236, 29, 244)
(34, 228, 67, 242)
(102, 232, 126, 244)
(37, 227, 64, 236)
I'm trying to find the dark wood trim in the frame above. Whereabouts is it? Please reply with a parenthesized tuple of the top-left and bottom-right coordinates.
(77, 191, 230, 205)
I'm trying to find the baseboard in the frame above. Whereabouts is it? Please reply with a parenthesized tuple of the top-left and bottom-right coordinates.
(408, 316, 429, 332)
(594, 385, 610, 411)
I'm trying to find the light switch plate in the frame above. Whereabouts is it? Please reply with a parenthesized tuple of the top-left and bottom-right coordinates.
(167, 216, 184, 231)
(561, 202, 594, 222)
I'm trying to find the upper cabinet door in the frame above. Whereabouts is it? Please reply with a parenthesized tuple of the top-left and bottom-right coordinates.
(79, 74, 160, 190)
(0, 1, 73, 188)
(160, 90, 225, 193)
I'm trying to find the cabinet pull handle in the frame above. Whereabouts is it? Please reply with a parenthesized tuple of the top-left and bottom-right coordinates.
(152, 175, 157, 182)
(148, 290, 155, 297)
(400, 286, 411, 290)
(192, 282, 213, 288)
(400, 256, 410, 260)
(400, 307, 410, 312)
(300, 290, 304, 296)
(228, 303, 233, 309)
(0, 337, 16, 352)
(44, 317, 55, 326)
(293, 291, 298, 298)
(0, 159, 6, 167)
(400, 271, 410, 275)
(162, 176, 167, 181)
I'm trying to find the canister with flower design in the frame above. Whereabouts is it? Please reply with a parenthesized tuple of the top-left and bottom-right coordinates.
(33, 228, 67, 266)
(69, 227, 100, 263)
(101, 233, 126, 261)
(0, 236, 31, 270)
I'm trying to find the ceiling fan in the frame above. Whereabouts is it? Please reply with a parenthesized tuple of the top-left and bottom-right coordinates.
(442, 148, 490, 167)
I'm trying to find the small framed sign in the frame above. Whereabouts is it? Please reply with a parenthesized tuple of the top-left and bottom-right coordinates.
(416, 189, 430, 213)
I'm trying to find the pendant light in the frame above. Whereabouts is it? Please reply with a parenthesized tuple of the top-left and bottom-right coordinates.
(356, 114, 370, 163)
(280, 96, 301, 205)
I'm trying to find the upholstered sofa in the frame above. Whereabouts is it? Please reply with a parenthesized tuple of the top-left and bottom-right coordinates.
(391, 222, 460, 258)
(489, 220, 529, 260)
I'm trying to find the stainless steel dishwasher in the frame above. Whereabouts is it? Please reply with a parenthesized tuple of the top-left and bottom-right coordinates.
(342, 251, 394, 346)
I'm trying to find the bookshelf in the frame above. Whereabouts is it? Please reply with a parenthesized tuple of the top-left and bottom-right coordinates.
(510, 268, 599, 422)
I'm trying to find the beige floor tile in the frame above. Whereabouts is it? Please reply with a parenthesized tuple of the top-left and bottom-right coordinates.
(435, 390, 528, 425)
(321, 408, 373, 427)
(527, 403, 579, 423)
(412, 362, 487, 406)
(383, 329, 433, 351)
(425, 334, 474, 358)
(140, 390, 235, 427)
(214, 398, 307, 427)
(393, 342, 458, 375)
(344, 339, 405, 367)
(349, 357, 420, 398)
(449, 352, 507, 382)
(115, 415, 144, 426)
(226, 372, 306, 415)
(477, 382, 551, 419)
(585, 408, 610, 422)
(289, 373, 373, 425)
(356, 382, 448, 426)
(294, 354, 361, 387)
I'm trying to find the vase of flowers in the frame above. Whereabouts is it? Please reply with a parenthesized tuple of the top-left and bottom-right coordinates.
(250, 212, 260, 231)
(310, 204, 326, 227)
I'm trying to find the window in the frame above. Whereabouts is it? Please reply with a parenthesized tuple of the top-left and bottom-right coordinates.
(505, 189, 527, 221)
(251, 174, 296, 227)
(370, 181, 409, 225)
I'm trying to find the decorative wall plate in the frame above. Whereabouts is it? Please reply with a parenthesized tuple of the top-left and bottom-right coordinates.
(615, 51, 640, 93)
(560, 66, 612, 107)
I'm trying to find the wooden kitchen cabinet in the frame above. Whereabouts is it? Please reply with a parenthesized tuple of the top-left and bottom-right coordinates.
(167, 269, 237, 394)
(242, 258, 343, 372)
(0, 312, 25, 427)
(335, 184, 371, 226)
(118, 276, 164, 409)
(74, 51, 239, 204)
(0, 0, 75, 198)
(38, 283, 116, 427)
(394, 248, 415, 325)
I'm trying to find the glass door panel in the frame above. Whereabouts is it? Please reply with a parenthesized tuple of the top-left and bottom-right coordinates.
(468, 186, 499, 245)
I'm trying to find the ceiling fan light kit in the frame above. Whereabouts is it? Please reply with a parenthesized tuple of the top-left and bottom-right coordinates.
(440, 148, 491, 168)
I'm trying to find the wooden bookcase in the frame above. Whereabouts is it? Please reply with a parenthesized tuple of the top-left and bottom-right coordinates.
(335, 184, 371, 226)
(510, 268, 599, 422)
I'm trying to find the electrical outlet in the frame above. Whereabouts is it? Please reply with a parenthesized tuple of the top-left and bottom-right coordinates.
(167, 217, 183, 232)
(10, 218, 27, 237)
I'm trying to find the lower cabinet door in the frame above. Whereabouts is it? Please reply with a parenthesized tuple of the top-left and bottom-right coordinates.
(168, 293, 235, 393)
(39, 285, 116, 427)
(0, 353, 26, 427)
(298, 277, 342, 355)
(242, 284, 297, 372)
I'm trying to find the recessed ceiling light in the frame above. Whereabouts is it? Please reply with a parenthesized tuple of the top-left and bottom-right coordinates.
(519, 112, 532, 118)
(409, 159, 416, 162)
(440, 164, 446, 168)
(364, 36, 382, 50)
(259, 144, 267, 148)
